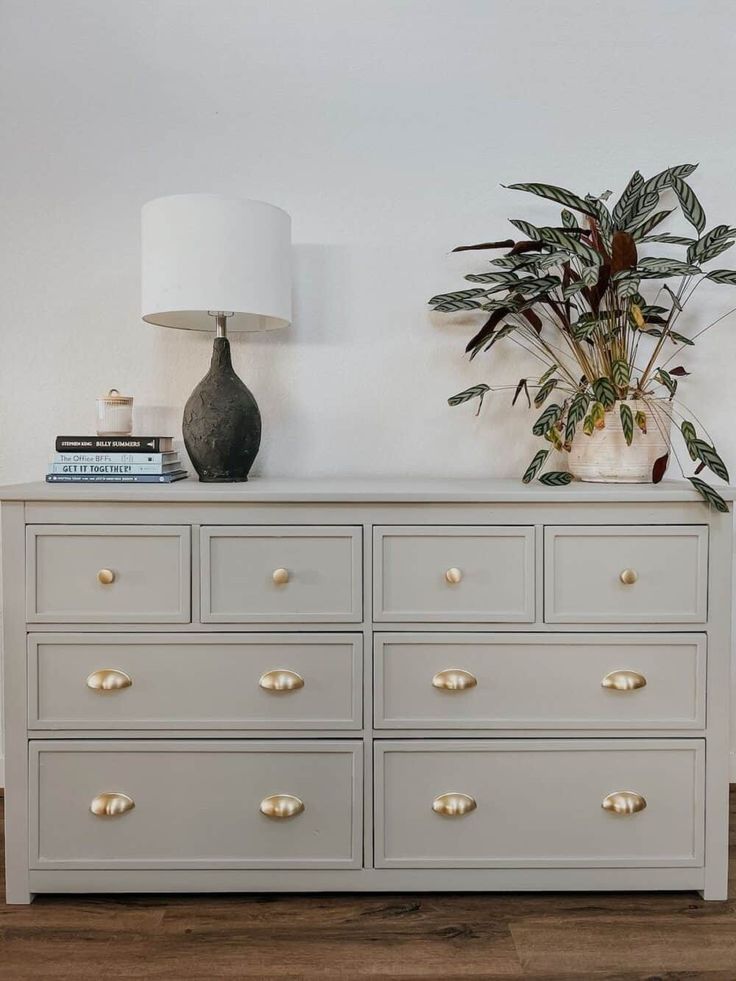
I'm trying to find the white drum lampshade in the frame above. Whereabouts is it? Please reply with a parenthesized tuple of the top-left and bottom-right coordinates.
(141, 194, 291, 331)
(140, 193, 292, 482)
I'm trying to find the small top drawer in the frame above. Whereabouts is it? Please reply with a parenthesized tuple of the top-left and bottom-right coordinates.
(544, 526, 708, 624)
(26, 525, 191, 623)
(201, 526, 362, 622)
(373, 526, 535, 622)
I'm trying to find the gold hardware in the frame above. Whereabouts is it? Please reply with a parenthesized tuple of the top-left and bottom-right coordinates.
(432, 792, 477, 817)
(272, 568, 290, 585)
(601, 790, 647, 815)
(619, 568, 638, 585)
(445, 567, 463, 584)
(432, 668, 478, 691)
(259, 794, 305, 819)
(97, 568, 115, 585)
(601, 669, 647, 692)
(90, 792, 135, 817)
(259, 669, 305, 692)
(86, 669, 133, 692)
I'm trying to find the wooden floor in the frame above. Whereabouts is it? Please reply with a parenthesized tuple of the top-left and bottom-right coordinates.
(2, 794, 736, 980)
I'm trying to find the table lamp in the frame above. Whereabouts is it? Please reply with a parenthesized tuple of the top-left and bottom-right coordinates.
(141, 193, 291, 481)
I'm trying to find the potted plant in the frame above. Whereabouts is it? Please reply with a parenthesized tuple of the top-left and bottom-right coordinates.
(431, 164, 735, 511)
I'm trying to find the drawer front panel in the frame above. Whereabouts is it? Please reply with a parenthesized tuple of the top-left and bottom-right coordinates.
(26, 525, 191, 623)
(201, 526, 362, 622)
(374, 633, 706, 729)
(374, 526, 535, 622)
(31, 740, 362, 869)
(544, 525, 708, 623)
(29, 634, 362, 730)
(375, 739, 704, 868)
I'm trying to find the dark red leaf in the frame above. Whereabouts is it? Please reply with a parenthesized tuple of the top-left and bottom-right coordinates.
(452, 240, 514, 253)
(652, 452, 669, 484)
(508, 240, 545, 255)
(521, 308, 543, 334)
(587, 219, 608, 260)
(610, 231, 638, 275)
(695, 460, 706, 474)
(669, 366, 690, 376)
(512, 378, 530, 408)
(586, 262, 611, 314)
(465, 308, 507, 355)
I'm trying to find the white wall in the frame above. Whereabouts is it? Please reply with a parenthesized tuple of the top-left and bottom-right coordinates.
(2, 0, 736, 779)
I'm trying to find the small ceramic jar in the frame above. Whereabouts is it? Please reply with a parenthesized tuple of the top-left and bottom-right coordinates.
(96, 389, 134, 436)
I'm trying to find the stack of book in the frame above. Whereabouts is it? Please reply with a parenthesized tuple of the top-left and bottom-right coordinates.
(46, 436, 189, 483)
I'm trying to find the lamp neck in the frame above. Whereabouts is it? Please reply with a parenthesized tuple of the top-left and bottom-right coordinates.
(215, 314, 228, 339)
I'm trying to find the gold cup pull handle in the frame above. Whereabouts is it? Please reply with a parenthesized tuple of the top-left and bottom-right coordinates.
(601, 669, 647, 692)
(260, 794, 305, 819)
(86, 669, 133, 692)
(619, 568, 638, 585)
(272, 568, 290, 585)
(97, 568, 115, 585)
(90, 792, 135, 817)
(432, 792, 477, 817)
(432, 668, 478, 691)
(259, 669, 305, 692)
(602, 790, 647, 815)
(445, 567, 463, 584)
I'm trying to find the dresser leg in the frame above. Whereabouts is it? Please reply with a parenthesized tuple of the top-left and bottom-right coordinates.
(699, 885, 729, 902)
(4, 885, 35, 905)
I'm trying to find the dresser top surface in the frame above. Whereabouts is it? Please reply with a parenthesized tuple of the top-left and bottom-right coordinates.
(0, 476, 733, 504)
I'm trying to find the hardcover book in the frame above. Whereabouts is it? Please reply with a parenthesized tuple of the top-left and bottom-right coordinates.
(45, 470, 188, 484)
(54, 452, 178, 465)
(55, 436, 175, 452)
(50, 463, 182, 475)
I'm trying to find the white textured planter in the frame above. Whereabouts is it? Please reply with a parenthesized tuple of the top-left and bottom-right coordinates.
(567, 399, 670, 483)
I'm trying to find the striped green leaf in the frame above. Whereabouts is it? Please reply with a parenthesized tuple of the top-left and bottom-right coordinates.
(536, 226, 601, 264)
(639, 163, 698, 195)
(532, 402, 564, 436)
(654, 368, 677, 399)
(635, 410, 647, 434)
(432, 298, 484, 312)
(619, 403, 634, 446)
(681, 420, 698, 460)
(522, 449, 550, 484)
(464, 271, 520, 285)
(534, 378, 558, 407)
(561, 209, 578, 229)
(688, 225, 736, 263)
(688, 476, 729, 513)
(429, 288, 486, 306)
(611, 359, 630, 389)
(612, 171, 644, 225)
(617, 276, 640, 299)
(504, 182, 597, 217)
(621, 191, 660, 232)
(538, 471, 574, 486)
(705, 269, 736, 285)
(508, 218, 540, 239)
(592, 376, 617, 408)
(565, 391, 590, 442)
(572, 316, 599, 341)
(639, 233, 696, 246)
(630, 209, 673, 241)
(670, 175, 706, 234)
(688, 438, 730, 482)
(636, 257, 701, 278)
(448, 384, 490, 409)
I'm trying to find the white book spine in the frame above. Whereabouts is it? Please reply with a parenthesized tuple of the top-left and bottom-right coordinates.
(50, 463, 177, 475)
(54, 452, 175, 465)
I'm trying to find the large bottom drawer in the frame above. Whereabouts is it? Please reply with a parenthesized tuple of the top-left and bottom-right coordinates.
(375, 739, 704, 869)
(31, 740, 362, 869)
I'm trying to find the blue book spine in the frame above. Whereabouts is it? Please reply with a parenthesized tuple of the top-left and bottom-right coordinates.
(50, 463, 180, 475)
(46, 472, 188, 484)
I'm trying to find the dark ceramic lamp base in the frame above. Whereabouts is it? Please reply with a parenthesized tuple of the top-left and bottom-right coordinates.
(182, 336, 262, 482)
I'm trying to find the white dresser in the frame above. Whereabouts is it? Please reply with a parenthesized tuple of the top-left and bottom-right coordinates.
(1, 478, 732, 903)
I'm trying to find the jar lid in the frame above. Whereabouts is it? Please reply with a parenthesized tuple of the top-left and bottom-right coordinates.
(98, 388, 133, 405)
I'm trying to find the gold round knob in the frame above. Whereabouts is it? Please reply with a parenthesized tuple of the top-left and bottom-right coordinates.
(432, 668, 478, 691)
(601, 790, 647, 815)
(272, 568, 290, 585)
(601, 669, 647, 692)
(259, 794, 305, 819)
(86, 668, 133, 692)
(619, 568, 638, 585)
(259, 669, 305, 692)
(445, 567, 463, 585)
(97, 568, 115, 585)
(432, 792, 477, 817)
(90, 792, 135, 817)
